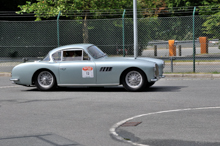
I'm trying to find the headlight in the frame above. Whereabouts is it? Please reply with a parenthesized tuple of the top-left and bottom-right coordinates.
(154, 64, 159, 78)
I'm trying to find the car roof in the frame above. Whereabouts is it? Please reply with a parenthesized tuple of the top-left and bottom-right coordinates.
(50, 44, 94, 54)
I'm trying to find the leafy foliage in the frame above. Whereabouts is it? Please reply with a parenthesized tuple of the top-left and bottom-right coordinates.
(202, 13, 220, 38)
(14, 0, 220, 41)
(17, 0, 133, 20)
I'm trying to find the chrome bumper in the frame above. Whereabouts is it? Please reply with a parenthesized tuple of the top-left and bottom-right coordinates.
(151, 75, 165, 82)
(10, 78, 19, 81)
(151, 78, 158, 82)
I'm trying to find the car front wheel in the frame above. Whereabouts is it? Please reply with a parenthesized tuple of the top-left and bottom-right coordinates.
(35, 70, 56, 91)
(122, 69, 147, 91)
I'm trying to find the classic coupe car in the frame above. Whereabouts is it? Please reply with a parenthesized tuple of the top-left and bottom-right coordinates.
(10, 44, 165, 91)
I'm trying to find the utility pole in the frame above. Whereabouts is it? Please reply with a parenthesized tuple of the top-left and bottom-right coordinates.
(133, 0, 138, 59)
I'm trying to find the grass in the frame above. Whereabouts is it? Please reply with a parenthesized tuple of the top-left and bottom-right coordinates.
(212, 71, 220, 74)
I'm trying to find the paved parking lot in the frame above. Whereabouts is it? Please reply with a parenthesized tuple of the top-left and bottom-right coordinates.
(0, 76, 220, 146)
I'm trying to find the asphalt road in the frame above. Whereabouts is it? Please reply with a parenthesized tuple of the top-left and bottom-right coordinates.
(0, 76, 220, 146)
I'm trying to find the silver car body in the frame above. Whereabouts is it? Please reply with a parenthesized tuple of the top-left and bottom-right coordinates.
(10, 44, 165, 90)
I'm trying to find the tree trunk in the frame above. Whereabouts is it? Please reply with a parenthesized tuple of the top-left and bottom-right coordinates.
(82, 13, 89, 43)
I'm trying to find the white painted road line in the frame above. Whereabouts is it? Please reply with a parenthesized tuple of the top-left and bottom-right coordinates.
(110, 106, 220, 146)
(0, 86, 20, 89)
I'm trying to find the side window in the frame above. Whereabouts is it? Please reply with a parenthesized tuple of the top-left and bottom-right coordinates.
(52, 51, 61, 61)
(63, 50, 83, 61)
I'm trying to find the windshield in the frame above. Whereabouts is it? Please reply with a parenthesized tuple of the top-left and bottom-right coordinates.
(87, 45, 106, 59)
(43, 54, 50, 61)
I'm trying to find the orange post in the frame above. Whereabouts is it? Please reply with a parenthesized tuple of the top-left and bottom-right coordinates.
(169, 40, 176, 56)
(199, 37, 208, 54)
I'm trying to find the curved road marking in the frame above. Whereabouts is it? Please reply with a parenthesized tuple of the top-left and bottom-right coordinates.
(110, 106, 220, 146)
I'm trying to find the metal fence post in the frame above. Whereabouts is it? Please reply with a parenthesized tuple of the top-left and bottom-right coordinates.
(193, 7, 196, 73)
(154, 45, 157, 56)
(57, 11, 61, 47)
(178, 45, 181, 56)
(170, 57, 176, 73)
(122, 9, 126, 57)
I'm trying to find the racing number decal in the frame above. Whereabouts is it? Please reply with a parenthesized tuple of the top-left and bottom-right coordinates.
(82, 66, 94, 78)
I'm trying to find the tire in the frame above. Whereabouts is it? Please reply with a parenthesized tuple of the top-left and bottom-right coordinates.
(35, 70, 56, 91)
(122, 69, 147, 91)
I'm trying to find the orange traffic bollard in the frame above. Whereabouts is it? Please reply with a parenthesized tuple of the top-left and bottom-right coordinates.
(199, 37, 208, 54)
(169, 40, 176, 56)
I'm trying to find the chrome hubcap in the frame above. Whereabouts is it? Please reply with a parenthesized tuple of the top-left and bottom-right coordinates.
(38, 71, 53, 88)
(125, 71, 142, 88)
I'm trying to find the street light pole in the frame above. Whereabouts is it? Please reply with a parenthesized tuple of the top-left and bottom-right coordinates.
(133, 0, 138, 59)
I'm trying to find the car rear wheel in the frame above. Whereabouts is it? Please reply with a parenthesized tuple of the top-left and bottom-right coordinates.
(35, 70, 56, 91)
(122, 69, 147, 91)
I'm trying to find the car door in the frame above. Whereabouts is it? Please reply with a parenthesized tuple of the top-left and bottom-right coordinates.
(59, 49, 96, 85)
(59, 61, 96, 85)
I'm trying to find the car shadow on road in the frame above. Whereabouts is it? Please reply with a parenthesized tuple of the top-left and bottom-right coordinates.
(24, 85, 186, 92)
(147, 86, 187, 92)
(25, 86, 127, 92)
(116, 129, 220, 146)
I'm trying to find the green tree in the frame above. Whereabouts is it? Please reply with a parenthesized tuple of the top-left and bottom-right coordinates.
(197, 5, 220, 39)
(166, 0, 219, 8)
(158, 0, 220, 39)
(137, 0, 168, 17)
(17, 0, 132, 43)
(202, 12, 220, 39)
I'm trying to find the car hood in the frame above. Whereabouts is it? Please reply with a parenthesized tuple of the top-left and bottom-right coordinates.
(98, 56, 164, 65)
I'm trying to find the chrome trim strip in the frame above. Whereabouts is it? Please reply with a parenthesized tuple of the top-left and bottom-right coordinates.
(58, 83, 119, 87)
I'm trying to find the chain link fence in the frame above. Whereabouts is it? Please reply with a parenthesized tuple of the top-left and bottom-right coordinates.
(0, 15, 220, 73)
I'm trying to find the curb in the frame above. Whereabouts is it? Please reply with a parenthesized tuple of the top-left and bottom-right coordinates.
(0, 72, 11, 77)
(165, 62, 220, 65)
(164, 73, 220, 78)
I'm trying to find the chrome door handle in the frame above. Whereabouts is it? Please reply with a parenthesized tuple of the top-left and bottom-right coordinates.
(60, 68, 66, 70)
